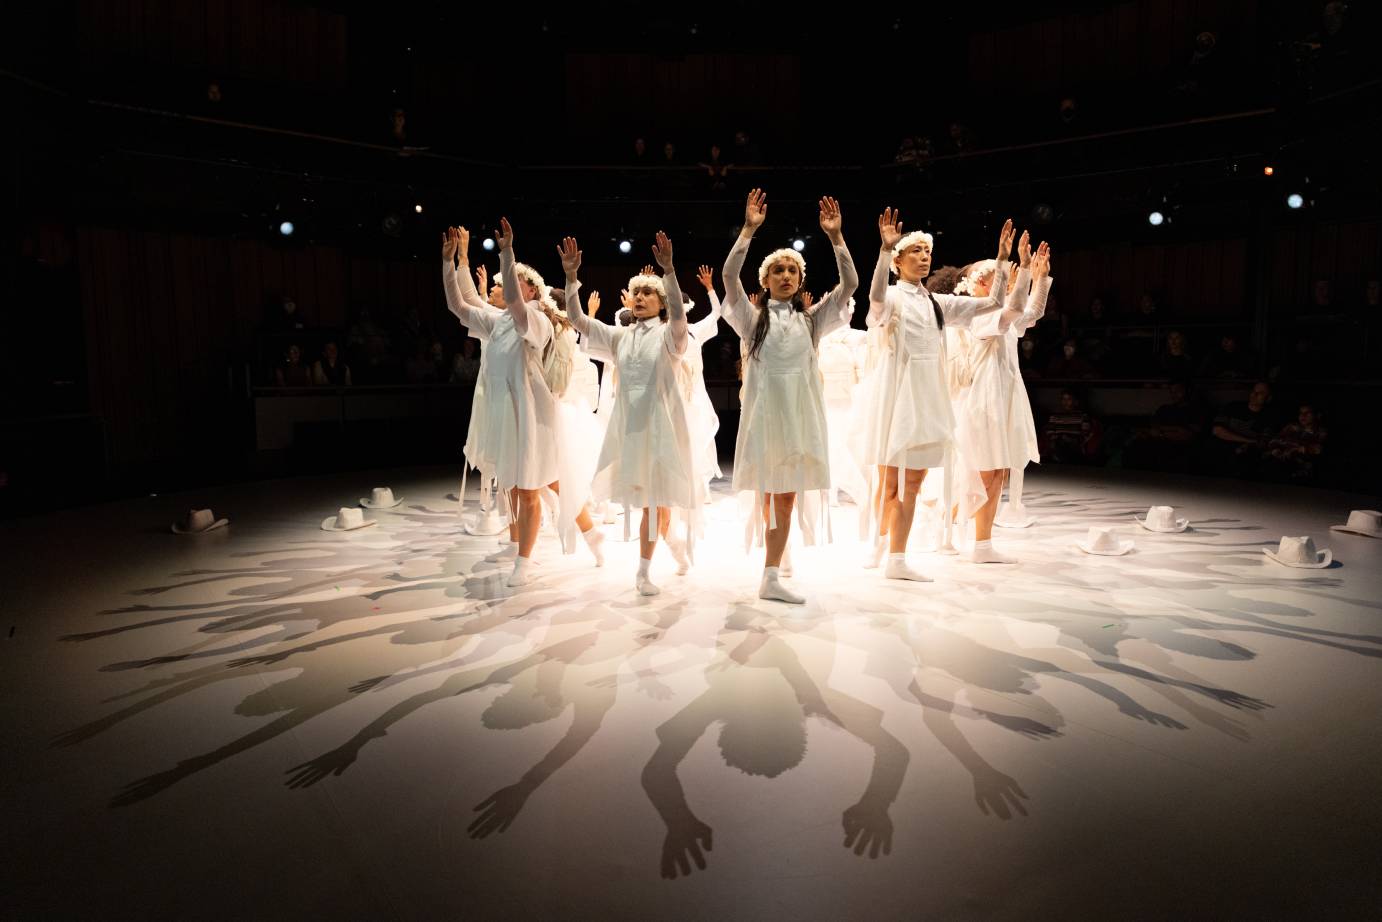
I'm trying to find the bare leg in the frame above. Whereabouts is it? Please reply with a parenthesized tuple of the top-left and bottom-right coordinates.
(971, 470, 1015, 563)
(760, 493, 804, 604)
(506, 488, 543, 586)
(548, 481, 602, 565)
(888, 468, 927, 554)
(636, 508, 663, 596)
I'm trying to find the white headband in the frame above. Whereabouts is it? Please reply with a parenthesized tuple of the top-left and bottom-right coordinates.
(757, 248, 807, 288)
(954, 259, 997, 296)
(890, 231, 935, 276)
(627, 274, 666, 298)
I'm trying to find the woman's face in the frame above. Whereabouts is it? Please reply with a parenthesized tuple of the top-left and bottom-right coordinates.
(894, 242, 932, 283)
(487, 282, 504, 308)
(323, 342, 338, 363)
(630, 285, 663, 319)
(970, 271, 994, 298)
(766, 259, 802, 301)
(1298, 405, 1315, 428)
(287, 344, 301, 363)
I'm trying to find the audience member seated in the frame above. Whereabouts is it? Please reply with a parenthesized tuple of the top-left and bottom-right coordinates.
(1203, 380, 1276, 477)
(1123, 381, 1206, 472)
(404, 339, 445, 384)
(1198, 333, 1255, 378)
(450, 338, 481, 384)
(1158, 329, 1195, 381)
(354, 334, 401, 385)
(1264, 401, 1328, 483)
(1042, 389, 1103, 464)
(1046, 337, 1099, 379)
(312, 341, 351, 387)
(273, 344, 311, 387)
(698, 144, 731, 195)
(1017, 335, 1042, 378)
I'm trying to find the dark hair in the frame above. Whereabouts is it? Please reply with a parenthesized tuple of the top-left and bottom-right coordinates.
(925, 265, 961, 295)
(746, 289, 812, 361)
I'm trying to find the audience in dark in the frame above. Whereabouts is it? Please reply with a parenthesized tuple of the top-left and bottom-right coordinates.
(312, 341, 351, 387)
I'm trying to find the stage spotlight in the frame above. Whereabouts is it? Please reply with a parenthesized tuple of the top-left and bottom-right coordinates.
(1148, 211, 1165, 227)
(1287, 193, 1304, 210)
(792, 238, 806, 252)
(414, 203, 423, 214)
(482, 237, 495, 251)
(618, 239, 633, 254)
(1263, 166, 1275, 177)
(279, 221, 295, 236)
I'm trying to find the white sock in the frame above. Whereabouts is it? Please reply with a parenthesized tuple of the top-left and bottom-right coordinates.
(971, 539, 1015, 564)
(507, 555, 533, 587)
(884, 553, 932, 582)
(863, 539, 887, 569)
(759, 566, 805, 604)
(665, 535, 690, 575)
(583, 528, 605, 567)
(636, 556, 661, 596)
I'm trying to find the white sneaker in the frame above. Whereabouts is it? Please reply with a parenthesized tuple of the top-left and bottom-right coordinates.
(636, 573, 661, 596)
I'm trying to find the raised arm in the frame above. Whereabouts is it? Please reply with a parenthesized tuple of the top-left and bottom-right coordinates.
(653, 231, 688, 355)
(870, 206, 904, 328)
(557, 236, 593, 336)
(495, 217, 529, 336)
(811, 196, 859, 340)
(1016, 241, 1052, 335)
(441, 227, 495, 335)
(720, 188, 767, 338)
(937, 218, 1015, 326)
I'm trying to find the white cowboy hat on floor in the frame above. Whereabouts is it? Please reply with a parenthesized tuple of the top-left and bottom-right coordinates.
(1135, 505, 1190, 533)
(1076, 526, 1134, 556)
(1263, 535, 1332, 568)
(360, 487, 403, 509)
(464, 508, 508, 536)
(322, 507, 377, 531)
(995, 503, 1035, 529)
(171, 508, 228, 535)
(1329, 510, 1382, 539)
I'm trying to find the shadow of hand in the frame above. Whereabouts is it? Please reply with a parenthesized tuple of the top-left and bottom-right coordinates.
(469, 782, 534, 839)
(841, 801, 894, 858)
(285, 747, 359, 788)
(973, 767, 1029, 820)
(660, 814, 713, 879)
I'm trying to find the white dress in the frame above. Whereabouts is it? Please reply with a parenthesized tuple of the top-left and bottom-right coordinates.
(956, 270, 1052, 471)
(566, 275, 699, 515)
(441, 250, 559, 494)
(852, 250, 1007, 473)
(817, 321, 869, 504)
(722, 236, 858, 498)
(685, 291, 725, 485)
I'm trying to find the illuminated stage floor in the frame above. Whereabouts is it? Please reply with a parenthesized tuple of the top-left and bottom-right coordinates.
(5, 466, 1381, 919)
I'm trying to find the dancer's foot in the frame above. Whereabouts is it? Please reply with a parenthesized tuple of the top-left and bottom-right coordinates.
(665, 535, 691, 575)
(507, 556, 534, 587)
(971, 540, 1016, 564)
(863, 539, 887, 569)
(884, 553, 933, 582)
(759, 567, 805, 604)
(583, 528, 605, 567)
(636, 558, 660, 596)
(486, 542, 518, 563)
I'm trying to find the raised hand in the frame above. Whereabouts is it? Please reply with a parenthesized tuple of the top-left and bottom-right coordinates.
(495, 216, 514, 251)
(743, 187, 768, 233)
(441, 227, 458, 262)
(748, 291, 765, 309)
(558, 236, 582, 276)
(1031, 241, 1051, 279)
(641, 264, 656, 277)
(800, 290, 815, 311)
(588, 291, 603, 316)
(475, 264, 488, 293)
(652, 230, 674, 271)
(1017, 229, 1031, 268)
(996, 218, 1015, 262)
(818, 195, 843, 244)
(696, 264, 714, 291)
(878, 207, 903, 249)
(620, 289, 634, 310)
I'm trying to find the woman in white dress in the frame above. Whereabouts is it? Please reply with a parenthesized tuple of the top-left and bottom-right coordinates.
(440, 222, 600, 587)
(993, 246, 1053, 529)
(560, 232, 699, 596)
(953, 239, 1052, 559)
(720, 189, 859, 604)
(853, 207, 1014, 581)
(687, 265, 725, 497)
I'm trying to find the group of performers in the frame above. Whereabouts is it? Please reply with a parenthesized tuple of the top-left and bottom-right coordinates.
(440, 189, 1053, 604)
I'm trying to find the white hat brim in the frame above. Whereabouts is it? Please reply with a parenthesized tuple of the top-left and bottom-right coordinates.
(995, 514, 1035, 529)
(1262, 547, 1332, 568)
(1076, 540, 1135, 556)
(171, 518, 229, 535)
(1329, 525, 1382, 538)
(321, 517, 378, 531)
(1135, 516, 1189, 533)
(359, 497, 404, 508)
